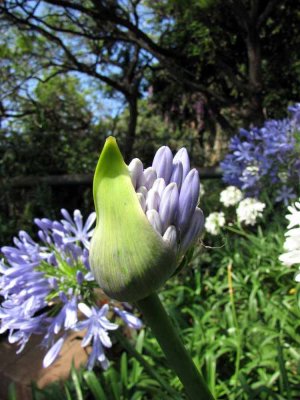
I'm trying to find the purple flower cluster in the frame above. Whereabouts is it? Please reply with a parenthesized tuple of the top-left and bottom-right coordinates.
(221, 104, 300, 205)
(129, 146, 204, 255)
(0, 209, 142, 370)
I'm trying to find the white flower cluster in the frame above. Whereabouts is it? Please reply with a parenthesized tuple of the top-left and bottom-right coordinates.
(220, 186, 243, 207)
(205, 186, 266, 236)
(279, 200, 300, 282)
(236, 198, 266, 226)
(204, 212, 225, 235)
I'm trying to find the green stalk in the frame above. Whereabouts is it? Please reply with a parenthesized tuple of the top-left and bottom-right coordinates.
(136, 292, 214, 400)
(227, 262, 241, 387)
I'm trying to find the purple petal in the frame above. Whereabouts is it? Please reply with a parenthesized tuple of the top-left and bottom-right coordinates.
(144, 167, 157, 189)
(177, 169, 200, 232)
(64, 298, 78, 329)
(146, 189, 160, 211)
(76, 270, 84, 285)
(159, 183, 179, 232)
(170, 161, 183, 190)
(34, 218, 53, 231)
(152, 178, 166, 197)
(162, 225, 177, 250)
(81, 324, 94, 347)
(78, 302, 92, 318)
(61, 209, 73, 225)
(43, 337, 64, 368)
(128, 158, 143, 189)
(84, 212, 96, 232)
(98, 329, 112, 348)
(53, 312, 65, 335)
(73, 210, 83, 231)
(114, 307, 143, 329)
(180, 207, 204, 253)
(152, 146, 173, 183)
(146, 210, 163, 234)
(173, 148, 190, 179)
(137, 193, 146, 211)
(137, 186, 148, 198)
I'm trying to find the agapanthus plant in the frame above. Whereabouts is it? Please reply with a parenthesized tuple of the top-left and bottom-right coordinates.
(89, 137, 213, 400)
(221, 103, 300, 204)
(0, 209, 142, 370)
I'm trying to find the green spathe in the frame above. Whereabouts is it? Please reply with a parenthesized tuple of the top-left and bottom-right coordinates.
(90, 137, 176, 301)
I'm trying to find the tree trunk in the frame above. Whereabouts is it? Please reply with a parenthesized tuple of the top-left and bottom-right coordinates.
(246, 29, 264, 124)
(124, 95, 138, 162)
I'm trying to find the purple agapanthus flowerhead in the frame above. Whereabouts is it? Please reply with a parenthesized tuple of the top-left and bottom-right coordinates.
(129, 146, 204, 256)
(76, 303, 119, 370)
(288, 103, 300, 130)
(221, 103, 300, 203)
(0, 209, 142, 371)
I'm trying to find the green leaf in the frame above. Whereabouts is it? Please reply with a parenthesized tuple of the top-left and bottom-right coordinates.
(83, 371, 107, 400)
(71, 365, 83, 400)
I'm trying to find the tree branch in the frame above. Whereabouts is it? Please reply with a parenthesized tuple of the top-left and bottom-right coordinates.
(0, 5, 130, 96)
(257, 0, 281, 29)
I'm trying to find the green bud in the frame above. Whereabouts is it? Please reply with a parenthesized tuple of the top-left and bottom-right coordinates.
(89, 137, 176, 302)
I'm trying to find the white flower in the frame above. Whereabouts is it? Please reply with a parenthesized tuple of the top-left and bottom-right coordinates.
(279, 200, 300, 273)
(205, 212, 225, 235)
(285, 201, 300, 229)
(245, 165, 259, 175)
(236, 198, 265, 226)
(278, 171, 289, 183)
(220, 186, 243, 207)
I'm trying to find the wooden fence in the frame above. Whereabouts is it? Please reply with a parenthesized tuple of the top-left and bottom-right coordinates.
(4, 167, 222, 188)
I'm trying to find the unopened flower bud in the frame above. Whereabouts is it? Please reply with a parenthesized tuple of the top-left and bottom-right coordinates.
(152, 146, 173, 183)
(89, 137, 176, 302)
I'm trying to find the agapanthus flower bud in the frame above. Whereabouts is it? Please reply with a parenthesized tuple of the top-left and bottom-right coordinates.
(89, 137, 176, 302)
(159, 183, 179, 232)
(152, 146, 173, 182)
(144, 167, 157, 189)
(128, 158, 143, 189)
(177, 169, 200, 232)
(163, 226, 177, 250)
(170, 161, 183, 190)
(146, 209, 163, 235)
(152, 178, 166, 197)
(146, 189, 160, 211)
(173, 147, 190, 179)
(89, 137, 204, 302)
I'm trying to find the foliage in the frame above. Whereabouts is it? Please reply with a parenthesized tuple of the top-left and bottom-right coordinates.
(147, 0, 300, 126)
(0, 75, 101, 177)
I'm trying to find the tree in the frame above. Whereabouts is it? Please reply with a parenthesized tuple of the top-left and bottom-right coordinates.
(0, 75, 98, 177)
(146, 0, 300, 124)
(1, 0, 299, 156)
(0, 0, 152, 160)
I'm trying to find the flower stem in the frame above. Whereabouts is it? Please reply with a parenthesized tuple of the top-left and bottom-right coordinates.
(136, 292, 214, 400)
